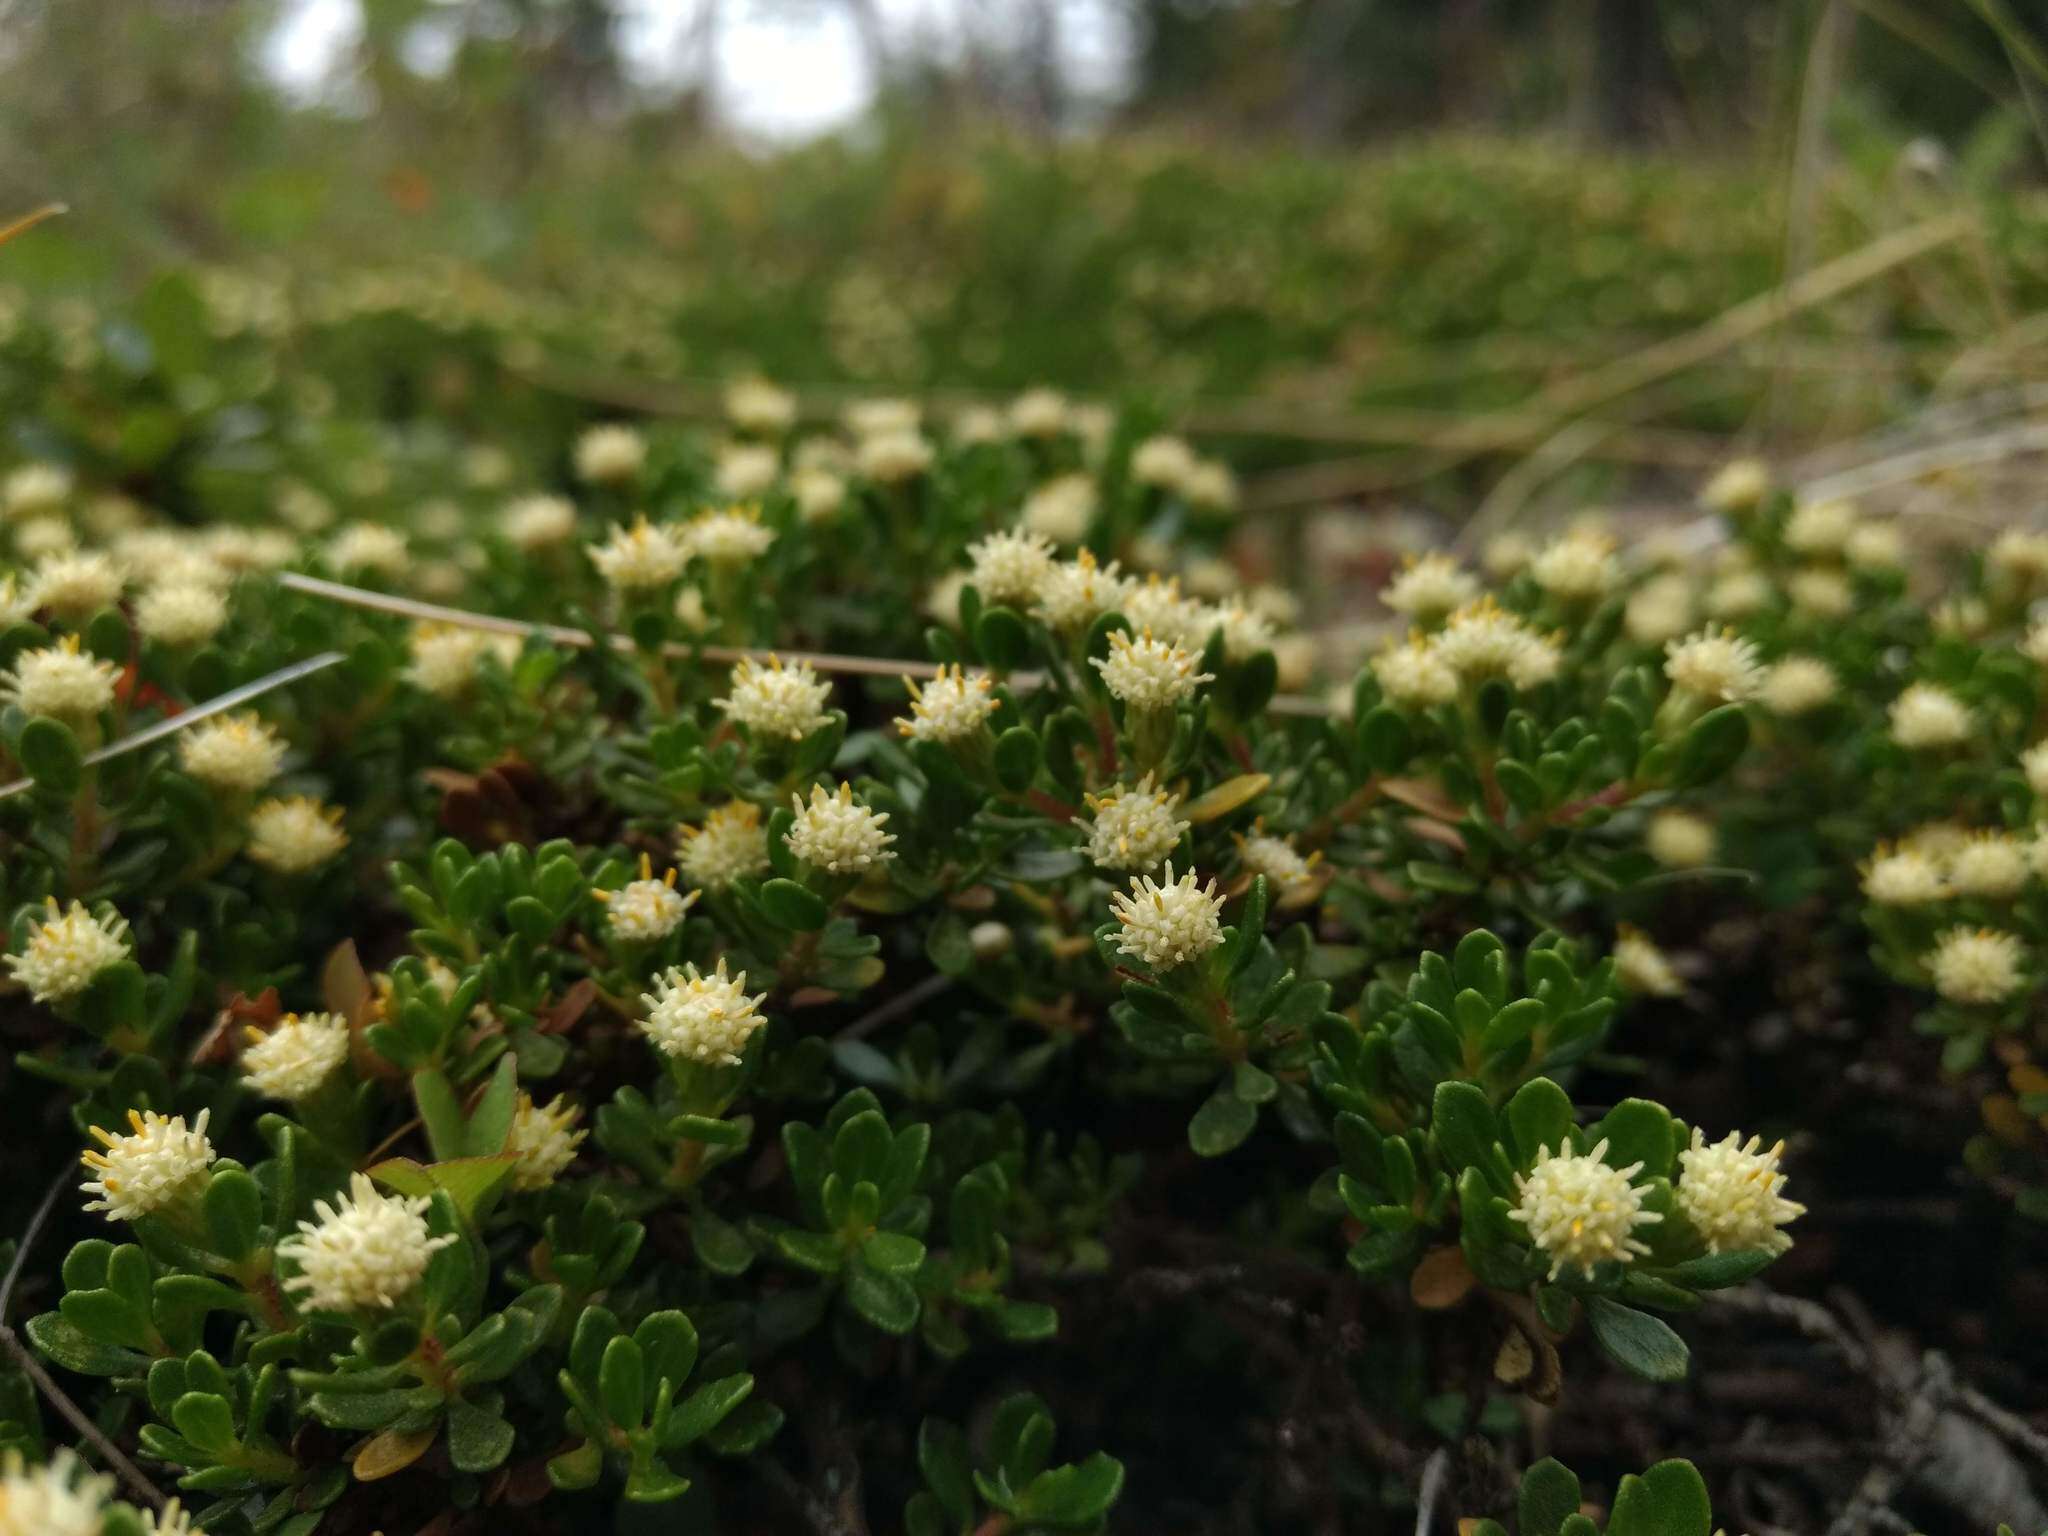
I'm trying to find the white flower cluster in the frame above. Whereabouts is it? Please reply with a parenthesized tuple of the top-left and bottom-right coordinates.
(1109, 863, 1224, 971)
(1380, 553, 1479, 623)
(325, 522, 408, 576)
(967, 529, 1058, 606)
(1928, 926, 2025, 1006)
(178, 712, 287, 794)
(0, 1449, 112, 1536)
(246, 796, 348, 873)
(597, 854, 699, 942)
(588, 517, 687, 591)
(726, 378, 797, 435)
(676, 801, 771, 889)
(714, 443, 780, 498)
(1021, 474, 1098, 544)
(640, 959, 769, 1065)
(1888, 683, 1974, 750)
(79, 1107, 215, 1222)
(499, 493, 578, 551)
(1699, 457, 1771, 515)
(1613, 926, 1684, 997)
(896, 664, 997, 744)
(1646, 810, 1716, 870)
(1664, 626, 1762, 704)
(1509, 1139, 1661, 1280)
(1092, 628, 1215, 710)
(242, 1011, 352, 1101)
(5, 899, 130, 1003)
(1757, 655, 1838, 717)
(1370, 634, 1457, 708)
(1427, 598, 1562, 690)
(136, 581, 229, 646)
(506, 1093, 587, 1190)
(279, 1172, 458, 1312)
(405, 623, 519, 697)
(2, 635, 119, 721)
(1675, 1129, 1805, 1255)
(716, 654, 834, 741)
(575, 423, 646, 485)
(1084, 775, 1189, 871)
(1034, 550, 1128, 631)
(1529, 528, 1618, 600)
(1234, 828, 1317, 890)
(29, 551, 123, 617)
(687, 504, 776, 564)
(786, 782, 896, 873)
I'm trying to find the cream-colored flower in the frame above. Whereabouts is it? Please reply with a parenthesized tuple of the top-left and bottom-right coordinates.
(1119, 574, 1211, 648)
(1009, 388, 1070, 438)
(715, 654, 833, 741)
(1948, 832, 2028, 900)
(1083, 774, 1188, 871)
(676, 801, 771, 890)
(1699, 458, 1770, 516)
(596, 853, 699, 942)
(967, 529, 1057, 606)
(246, 796, 348, 874)
(1530, 529, 1618, 600)
(1021, 474, 1098, 545)
(141, 1495, 207, 1536)
(1380, 553, 1478, 623)
(1664, 626, 1762, 704)
(79, 1108, 214, 1223)
(1786, 567, 1852, 619)
(499, 494, 578, 551)
(0, 1449, 110, 1536)
(727, 378, 798, 436)
(1110, 863, 1224, 971)
(1093, 628, 1215, 710)
(686, 504, 776, 566)
(1647, 809, 1717, 869)
(792, 467, 846, 524)
(242, 1011, 351, 1101)
(1623, 573, 1695, 647)
(3, 462, 74, 518)
(178, 712, 287, 794)
(640, 959, 768, 1065)
(1430, 598, 1561, 689)
(1130, 435, 1197, 490)
(1758, 655, 1837, 717)
(1034, 550, 1129, 631)
(1676, 1129, 1804, 1255)
(3, 635, 119, 720)
(136, 582, 229, 647)
(1613, 926, 1684, 997)
(2024, 740, 2048, 797)
(786, 782, 896, 873)
(506, 1093, 586, 1190)
(1991, 528, 2048, 589)
(1704, 570, 1772, 620)
(1510, 1139, 1661, 1280)
(1844, 521, 1905, 570)
(1928, 926, 2024, 1005)
(1181, 459, 1238, 513)
(1861, 843, 1946, 906)
(5, 898, 129, 1003)
(405, 622, 518, 697)
(844, 396, 919, 439)
(325, 522, 408, 576)
(1888, 683, 1973, 751)
(279, 1172, 457, 1312)
(1481, 531, 1534, 579)
(28, 552, 122, 617)
(1234, 829, 1317, 890)
(574, 424, 646, 485)
(1371, 634, 1458, 708)
(713, 443, 780, 500)
(15, 516, 75, 561)
(856, 429, 934, 483)
(1783, 497, 1857, 555)
(897, 664, 997, 744)
(588, 517, 687, 591)
(925, 570, 971, 629)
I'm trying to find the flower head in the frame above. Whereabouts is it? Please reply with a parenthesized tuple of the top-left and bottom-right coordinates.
(499, 494, 578, 551)
(1758, 655, 1837, 717)
(279, 1172, 457, 1312)
(786, 782, 896, 873)
(1092, 628, 1215, 710)
(1130, 435, 1198, 490)
(1861, 843, 1946, 906)
(325, 522, 407, 577)
(967, 529, 1057, 607)
(1623, 573, 1695, 646)
(3, 462, 74, 518)
(1109, 863, 1224, 971)
(640, 959, 768, 1065)
(242, 1012, 351, 1101)
(1948, 831, 2028, 900)
(1009, 388, 1071, 438)
(1786, 567, 1852, 618)
(715, 654, 833, 741)
(80, 1108, 214, 1222)
(1928, 926, 2024, 1005)
(6, 898, 129, 1003)
(1234, 828, 1318, 890)
(136, 582, 229, 646)
(676, 801, 771, 890)
(1530, 529, 1618, 600)
(596, 853, 699, 942)
(857, 429, 935, 484)
(1509, 1139, 1662, 1280)
(2025, 740, 2048, 798)
(1889, 683, 1973, 750)
(897, 664, 997, 744)
(506, 1093, 586, 1190)
(141, 1496, 207, 1535)
(405, 622, 519, 698)
(1664, 626, 1762, 704)
(246, 796, 348, 873)
(1035, 550, 1129, 631)
(727, 378, 797, 435)
(178, 712, 287, 794)
(1613, 925, 1683, 997)
(1430, 598, 1561, 688)
(588, 517, 687, 592)
(792, 467, 846, 524)
(1676, 1129, 1804, 1255)
(1845, 521, 1904, 570)
(845, 396, 919, 439)
(1371, 634, 1458, 708)
(1083, 775, 1188, 871)
(1119, 574, 1212, 648)
(713, 445, 780, 500)
(28, 551, 122, 617)
(575, 424, 646, 485)
(1021, 475, 1098, 545)
(1783, 497, 1857, 554)
(1699, 458, 1770, 515)
(1646, 809, 1716, 870)
(2, 635, 119, 721)
(0, 1449, 111, 1536)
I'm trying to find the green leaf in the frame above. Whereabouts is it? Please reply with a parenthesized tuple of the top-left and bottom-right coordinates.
(1188, 1080, 1258, 1157)
(918, 1417, 976, 1523)
(462, 1054, 521, 1158)
(599, 1335, 646, 1427)
(1505, 1077, 1576, 1165)
(976, 606, 1032, 671)
(662, 1373, 754, 1449)
(861, 1231, 927, 1275)
(1586, 1297, 1690, 1383)
(1518, 1457, 1583, 1536)
(1590, 1099, 1676, 1179)
(993, 726, 1039, 791)
(446, 1397, 515, 1473)
(27, 1313, 151, 1377)
(843, 1265, 919, 1334)
(18, 717, 82, 795)
(365, 1156, 518, 1225)
(759, 878, 830, 932)
(1358, 704, 1412, 774)
(1664, 1248, 1776, 1290)
(1014, 1453, 1127, 1525)
(171, 1392, 237, 1454)
(691, 1209, 755, 1276)
(1671, 705, 1748, 788)
(1606, 1459, 1712, 1536)
(1430, 1081, 1501, 1180)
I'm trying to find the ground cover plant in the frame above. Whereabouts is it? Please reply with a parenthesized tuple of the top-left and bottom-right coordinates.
(0, 231, 2045, 1536)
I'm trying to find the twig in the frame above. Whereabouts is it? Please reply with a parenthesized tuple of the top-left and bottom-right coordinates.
(0, 1166, 165, 1509)
(833, 971, 955, 1045)
(1414, 1445, 1451, 1536)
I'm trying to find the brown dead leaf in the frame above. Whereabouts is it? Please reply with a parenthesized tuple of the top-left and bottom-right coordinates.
(1410, 1245, 1476, 1310)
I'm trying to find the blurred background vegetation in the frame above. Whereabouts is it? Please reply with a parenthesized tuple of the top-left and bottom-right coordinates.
(2, 0, 2048, 514)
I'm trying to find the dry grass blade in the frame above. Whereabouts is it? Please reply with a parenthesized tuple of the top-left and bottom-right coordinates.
(0, 203, 68, 249)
